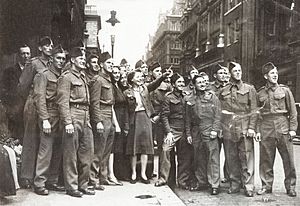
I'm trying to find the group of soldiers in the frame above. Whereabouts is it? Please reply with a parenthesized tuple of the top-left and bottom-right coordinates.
(0, 34, 298, 199)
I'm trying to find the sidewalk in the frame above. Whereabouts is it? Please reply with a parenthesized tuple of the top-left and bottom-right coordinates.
(0, 181, 185, 206)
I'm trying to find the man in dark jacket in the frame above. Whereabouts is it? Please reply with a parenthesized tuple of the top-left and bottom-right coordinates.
(1, 44, 31, 142)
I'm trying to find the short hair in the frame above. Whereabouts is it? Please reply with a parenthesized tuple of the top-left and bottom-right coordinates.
(192, 74, 206, 85)
(127, 69, 142, 85)
(38, 36, 52, 46)
(170, 73, 183, 85)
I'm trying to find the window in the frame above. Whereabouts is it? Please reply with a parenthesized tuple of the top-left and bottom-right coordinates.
(234, 18, 240, 42)
(227, 23, 234, 45)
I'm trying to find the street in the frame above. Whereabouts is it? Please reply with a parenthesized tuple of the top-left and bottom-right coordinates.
(174, 142, 300, 206)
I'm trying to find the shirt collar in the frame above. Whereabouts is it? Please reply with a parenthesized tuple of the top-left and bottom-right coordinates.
(99, 70, 111, 82)
(266, 82, 278, 91)
(49, 65, 61, 77)
(38, 56, 51, 67)
(231, 80, 243, 89)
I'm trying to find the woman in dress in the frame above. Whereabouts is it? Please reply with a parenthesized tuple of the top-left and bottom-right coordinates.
(124, 69, 170, 184)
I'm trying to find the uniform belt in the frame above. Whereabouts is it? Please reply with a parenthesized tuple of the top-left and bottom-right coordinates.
(70, 103, 89, 111)
(261, 112, 287, 117)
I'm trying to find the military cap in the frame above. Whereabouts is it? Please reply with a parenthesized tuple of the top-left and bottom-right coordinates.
(70, 47, 85, 58)
(39, 36, 52, 46)
(99, 52, 112, 63)
(213, 63, 227, 74)
(135, 60, 145, 69)
(228, 61, 241, 71)
(262, 62, 276, 75)
(51, 44, 66, 55)
(149, 62, 161, 71)
(120, 58, 128, 65)
(87, 53, 99, 62)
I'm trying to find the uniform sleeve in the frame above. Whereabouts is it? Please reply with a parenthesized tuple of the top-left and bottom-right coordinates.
(248, 86, 258, 130)
(185, 100, 192, 137)
(147, 75, 165, 92)
(89, 77, 103, 123)
(33, 73, 49, 120)
(17, 62, 36, 99)
(161, 97, 171, 134)
(285, 88, 298, 131)
(56, 76, 72, 125)
(212, 94, 222, 132)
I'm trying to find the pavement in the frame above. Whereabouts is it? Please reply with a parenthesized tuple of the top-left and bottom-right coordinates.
(0, 181, 185, 206)
(174, 142, 300, 206)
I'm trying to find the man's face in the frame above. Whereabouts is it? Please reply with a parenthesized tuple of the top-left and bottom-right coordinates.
(215, 68, 226, 82)
(230, 65, 242, 81)
(189, 69, 199, 80)
(19, 47, 31, 65)
(264, 68, 278, 84)
(72, 55, 86, 70)
(194, 76, 207, 91)
(173, 77, 185, 91)
(140, 63, 148, 76)
(119, 66, 127, 75)
(52, 52, 66, 70)
(203, 75, 209, 86)
(39, 42, 53, 57)
(151, 67, 162, 79)
(112, 67, 121, 82)
(102, 58, 114, 73)
(88, 57, 100, 72)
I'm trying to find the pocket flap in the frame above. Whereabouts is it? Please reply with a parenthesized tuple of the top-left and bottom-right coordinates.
(170, 98, 180, 104)
(102, 84, 111, 89)
(274, 92, 285, 100)
(71, 81, 82, 86)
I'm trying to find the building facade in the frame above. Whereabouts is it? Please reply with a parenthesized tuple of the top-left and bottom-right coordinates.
(146, 0, 185, 73)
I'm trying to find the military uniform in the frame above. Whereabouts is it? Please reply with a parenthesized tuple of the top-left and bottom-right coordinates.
(257, 84, 297, 192)
(219, 81, 258, 192)
(17, 56, 51, 182)
(185, 91, 221, 189)
(56, 68, 93, 192)
(89, 72, 115, 185)
(33, 66, 62, 188)
(159, 90, 192, 187)
(210, 80, 230, 181)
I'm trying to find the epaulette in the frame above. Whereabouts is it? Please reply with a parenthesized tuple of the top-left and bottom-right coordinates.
(257, 86, 266, 92)
(60, 69, 70, 77)
(165, 91, 173, 96)
(30, 57, 38, 61)
(279, 84, 288, 88)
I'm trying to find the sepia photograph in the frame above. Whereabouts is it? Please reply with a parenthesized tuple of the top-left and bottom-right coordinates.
(0, 0, 300, 205)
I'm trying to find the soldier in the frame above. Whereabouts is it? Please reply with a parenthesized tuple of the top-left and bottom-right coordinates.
(89, 52, 119, 189)
(17, 36, 53, 188)
(219, 62, 258, 197)
(155, 73, 189, 188)
(33, 45, 66, 195)
(185, 74, 222, 195)
(183, 66, 198, 97)
(135, 59, 151, 84)
(85, 53, 100, 84)
(57, 47, 94, 197)
(210, 64, 230, 183)
(256, 62, 297, 197)
(1, 44, 31, 142)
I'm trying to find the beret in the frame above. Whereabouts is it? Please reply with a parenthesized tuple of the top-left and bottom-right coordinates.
(262, 62, 276, 75)
(228, 61, 241, 71)
(39, 36, 52, 46)
(135, 60, 145, 69)
(149, 62, 161, 71)
(87, 53, 99, 62)
(70, 47, 85, 58)
(51, 44, 66, 55)
(120, 58, 128, 65)
(99, 52, 112, 63)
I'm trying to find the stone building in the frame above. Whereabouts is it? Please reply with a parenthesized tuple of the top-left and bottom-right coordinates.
(146, 0, 185, 73)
